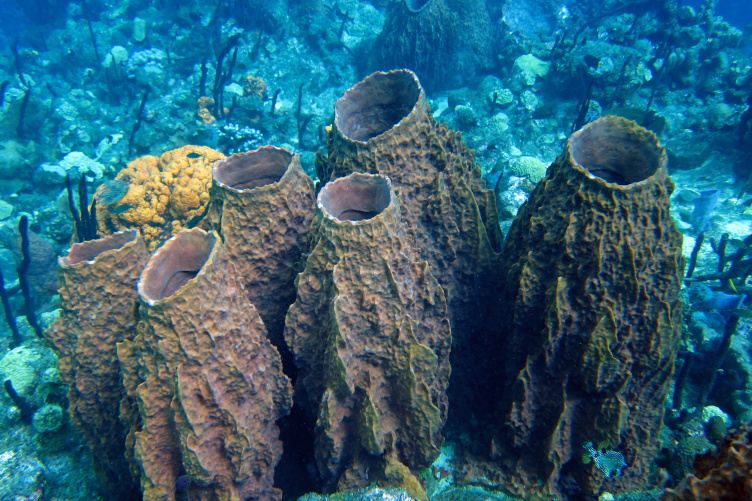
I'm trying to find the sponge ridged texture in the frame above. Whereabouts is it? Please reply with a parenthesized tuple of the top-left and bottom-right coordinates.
(117, 228, 292, 501)
(46, 230, 147, 501)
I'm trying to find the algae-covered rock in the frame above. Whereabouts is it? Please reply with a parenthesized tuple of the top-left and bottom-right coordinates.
(434, 486, 521, 501)
(58, 151, 106, 180)
(0, 344, 57, 399)
(298, 486, 417, 501)
(513, 54, 550, 85)
(0, 200, 13, 221)
(0, 452, 46, 500)
(32, 403, 63, 433)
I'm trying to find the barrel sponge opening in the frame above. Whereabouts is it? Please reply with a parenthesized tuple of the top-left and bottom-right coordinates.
(335, 70, 421, 142)
(139, 229, 216, 302)
(569, 116, 666, 185)
(318, 173, 392, 222)
(62, 230, 139, 266)
(213, 146, 293, 191)
(406, 0, 433, 12)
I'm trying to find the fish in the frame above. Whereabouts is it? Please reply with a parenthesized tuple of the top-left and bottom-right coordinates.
(691, 189, 721, 231)
(338, 209, 380, 221)
(582, 441, 627, 478)
(699, 291, 745, 312)
(97, 179, 130, 206)
(175, 475, 190, 492)
(727, 238, 749, 250)
(587, 167, 627, 184)
(110, 203, 134, 214)
(186, 152, 203, 159)
(532, 103, 557, 119)
(676, 189, 701, 203)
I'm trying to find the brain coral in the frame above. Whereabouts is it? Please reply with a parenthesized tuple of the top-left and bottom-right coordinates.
(509, 156, 547, 183)
(95, 145, 225, 251)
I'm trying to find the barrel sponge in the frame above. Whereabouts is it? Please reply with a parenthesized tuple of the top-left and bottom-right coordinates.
(488, 116, 684, 498)
(315, 69, 503, 431)
(96, 145, 225, 252)
(119, 228, 291, 501)
(367, 0, 494, 92)
(315, 69, 502, 340)
(45, 230, 147, 500)
(284, 173, 450, 499)
(209, 146, 315, 355)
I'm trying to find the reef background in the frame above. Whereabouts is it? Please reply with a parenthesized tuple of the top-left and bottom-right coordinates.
(1, 0, 752, 500)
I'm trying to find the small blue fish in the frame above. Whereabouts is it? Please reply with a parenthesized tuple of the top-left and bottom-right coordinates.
(691, 189, 721, 231)
(583, 441, 627, 478)
(175, 474, 190, 491)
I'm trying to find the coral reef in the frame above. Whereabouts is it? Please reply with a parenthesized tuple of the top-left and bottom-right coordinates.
(284, 173, 451, 499)
(118, 228, 291, 501)
(3, 0, 752, 498)
(45, 230, 147, 499)
(661, 425, 752, 500)
(95, 145, 225, 252)
(490, 116, 684, 498)
(209, 146, 315, 357)
(197, 97, 217, 126)
(315, 69, 503, 427)
(244, 75, 268, 100)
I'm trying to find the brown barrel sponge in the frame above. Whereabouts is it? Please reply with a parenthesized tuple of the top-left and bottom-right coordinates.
(316, 71, 502, 423)
(46, 230, 147, 500)
(490, 116, 684, 498)
(284, 173, 450, 499)
(366, 0, 494, 92)
(118, 228, 292, 501)
(209, 146, 315, 356)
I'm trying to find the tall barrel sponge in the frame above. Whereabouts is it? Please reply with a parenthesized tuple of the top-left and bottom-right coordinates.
(118, 228, 292, 501)
(209, 146, 315, 359)
(316, 70, 502, 424)
(284, 173, 451, 499)
(366, 0, 494, 92)
(46, 230, 147, 501)
(492, 116, 684, 498)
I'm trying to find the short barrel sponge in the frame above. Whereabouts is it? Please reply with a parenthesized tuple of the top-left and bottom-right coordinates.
(46, 230, 147, 501)
(490, 116, 685, 499)
(284, 173, 451, 499)
(117, 228, 292, 501)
